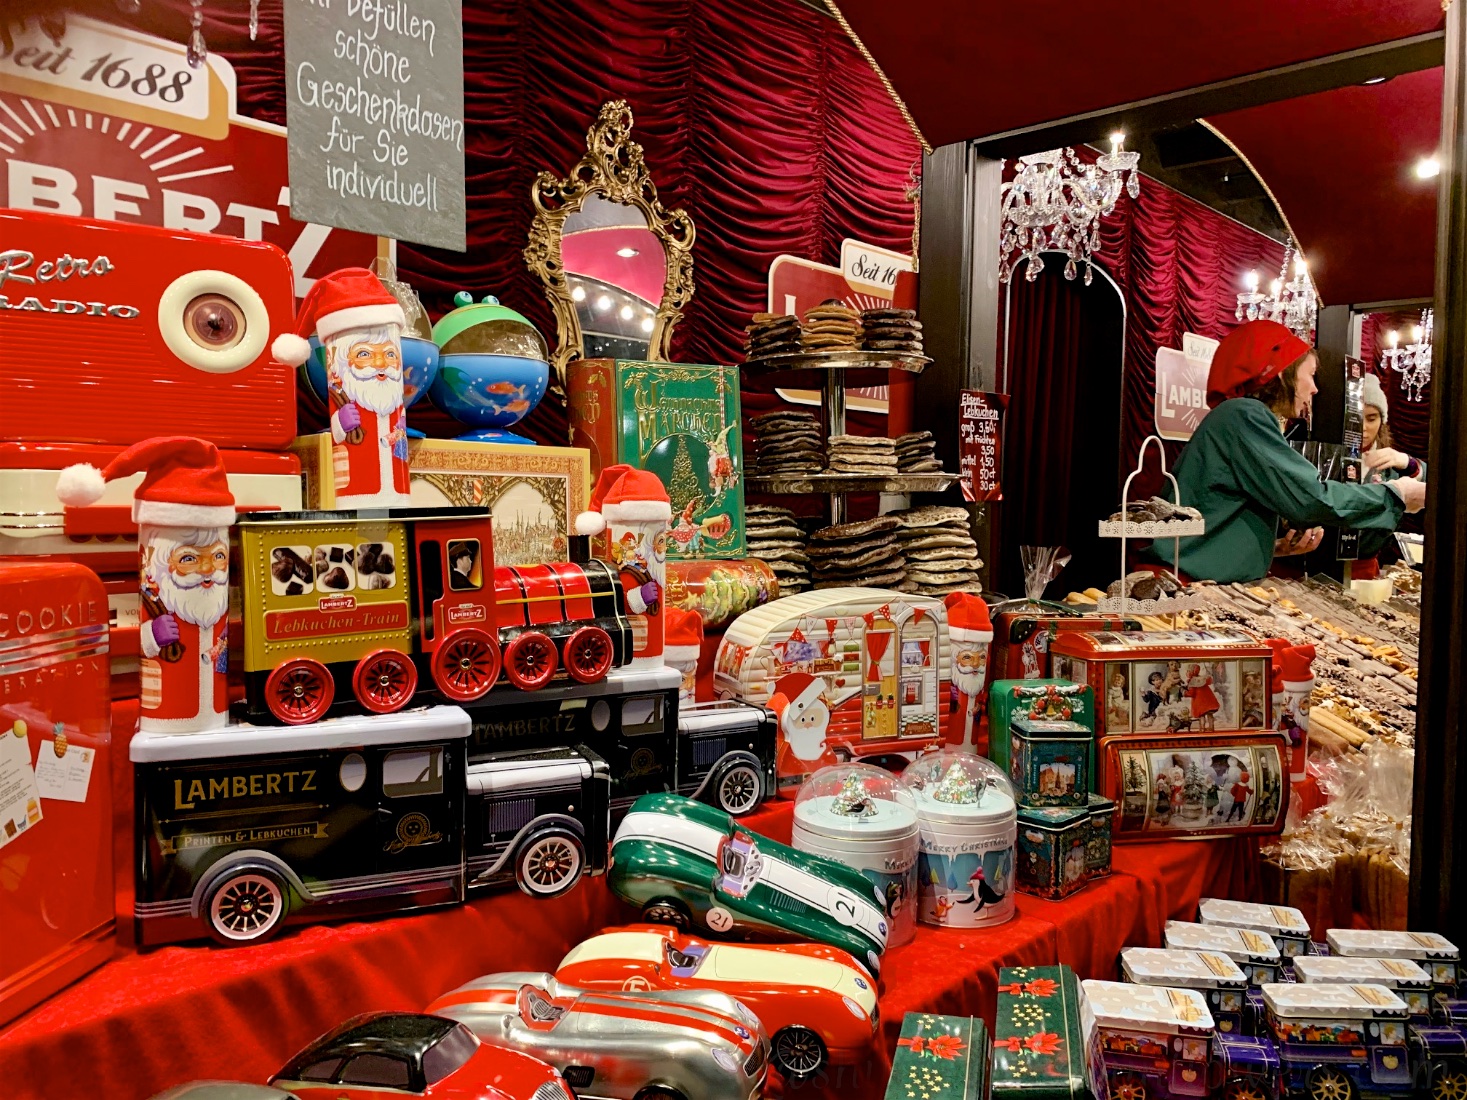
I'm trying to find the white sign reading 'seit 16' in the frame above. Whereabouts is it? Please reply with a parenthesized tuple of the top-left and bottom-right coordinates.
(0, 14, 377, 293)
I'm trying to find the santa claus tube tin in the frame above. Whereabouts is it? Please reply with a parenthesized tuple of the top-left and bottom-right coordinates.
(901, 752, 1016, 928)
(793, 763, 920, 947)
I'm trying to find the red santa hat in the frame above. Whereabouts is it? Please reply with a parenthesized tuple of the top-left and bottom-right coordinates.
(769, 671, 826, 724)
(1262, 637, 1292, 695)
(944, 592, 993, 643)
(270, 267, 407, 367)
(55, 436, 236, 528)
(1207, 319, 1311, 407)
(575, 464, 672, 536)
(1279, 644, 1316, 688)
(664, 607, 704, 661)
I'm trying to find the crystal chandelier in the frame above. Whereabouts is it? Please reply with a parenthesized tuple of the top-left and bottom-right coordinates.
(1235, 243, 1318, 341)
(1380, 310, 1433, 402)
(998, 133, 1141, 286)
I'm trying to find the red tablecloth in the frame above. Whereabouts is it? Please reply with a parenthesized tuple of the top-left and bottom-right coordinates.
(1, 801, 1259, 1100)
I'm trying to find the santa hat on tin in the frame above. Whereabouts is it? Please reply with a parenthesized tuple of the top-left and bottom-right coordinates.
(768, 671, 825, 725)
(1207, 319, 1311, 407)
(270, 267, 407, 367)
(664, 607, 704, 661)
(944, 591, 993, 643)
(575, 464, 672, 536)
(1280, 643, 1316, 688)
(55, 436, 236, 527)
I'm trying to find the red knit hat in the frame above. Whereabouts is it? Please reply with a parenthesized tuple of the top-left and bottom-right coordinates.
(1207, 320, 1311, 407)
(55, 436, 236, 528)
(576, 464, 672, 536)
(271, 267, 407, 367)
(664, 607, 704, 652)
(1280, 644, 1316, 686)
(944, 592, 993, 640)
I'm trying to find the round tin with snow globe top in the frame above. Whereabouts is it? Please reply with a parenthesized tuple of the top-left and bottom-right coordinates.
(901, 752, 1017, 928)
(428, 292, 551, 445)
(792, 763, 920, 947)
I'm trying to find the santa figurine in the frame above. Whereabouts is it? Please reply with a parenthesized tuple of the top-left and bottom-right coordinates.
(271, 268, 412, 507)
(57, 437, 235, 734)
(769, 670, 837, 798)
(944, 592, 993, 752)
(664, 607, 704, 706)
(1278, 644, 1316, 781)
(576, 465, 671, 667)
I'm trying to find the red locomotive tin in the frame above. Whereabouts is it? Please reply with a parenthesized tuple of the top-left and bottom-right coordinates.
(0, 560, 115, 1025)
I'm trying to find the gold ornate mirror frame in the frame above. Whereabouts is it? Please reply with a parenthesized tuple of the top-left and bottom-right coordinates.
(525, 100, 696, 381)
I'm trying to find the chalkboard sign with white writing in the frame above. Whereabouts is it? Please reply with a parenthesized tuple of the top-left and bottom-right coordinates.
(284, 0, 465, 251)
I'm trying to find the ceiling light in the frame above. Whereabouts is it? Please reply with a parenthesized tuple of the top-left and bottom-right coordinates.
(595, 295, 612, 312)
(640, 316, 654, 333)
(619, 305, 634, 320)
(1363, 76, 1387, 85)
(616, 247, 639, 258)
(570, 286, 586, 302)
(1416, 157, 1441, 179)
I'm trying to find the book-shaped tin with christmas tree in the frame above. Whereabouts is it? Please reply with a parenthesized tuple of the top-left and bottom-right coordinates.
(567, 359, 745, 560)
(885, 1012, 991, 1100)
(992, 965, 1094, 1100)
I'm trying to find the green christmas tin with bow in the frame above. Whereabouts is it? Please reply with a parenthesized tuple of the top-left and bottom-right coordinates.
(884, 1012, 991, 1100)
(992, 965, 1095, 1100)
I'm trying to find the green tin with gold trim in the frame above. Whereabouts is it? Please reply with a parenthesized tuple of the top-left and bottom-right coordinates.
(992, 965, 1094, 1100)
(885, 1012, 990, 1100)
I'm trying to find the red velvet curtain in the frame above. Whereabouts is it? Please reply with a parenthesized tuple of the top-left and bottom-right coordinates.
(61, 0, 920, 445)
(1359, 310, 1432, 464)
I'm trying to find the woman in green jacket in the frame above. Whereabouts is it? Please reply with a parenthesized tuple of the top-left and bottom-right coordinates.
(1162, 320, 1425, 583)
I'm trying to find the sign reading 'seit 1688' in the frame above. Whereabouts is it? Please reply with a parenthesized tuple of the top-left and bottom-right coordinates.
(0, 14, 377, 293)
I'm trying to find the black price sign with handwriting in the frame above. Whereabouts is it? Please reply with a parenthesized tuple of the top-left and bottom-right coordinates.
(284, 0, 466, 251)
(958, 390, 1006, 502)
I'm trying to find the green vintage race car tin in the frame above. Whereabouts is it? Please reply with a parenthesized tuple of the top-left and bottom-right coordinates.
(609, 792, 889, 975)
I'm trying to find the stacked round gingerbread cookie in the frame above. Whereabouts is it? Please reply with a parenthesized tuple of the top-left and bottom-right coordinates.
(751, 409, 825, 476)
(744, 313, 802, 358)
(859, 307, 923, 354)
(896, 431, 942, 473)
(807, 515, 907, 590)
(827, 434, 898, 476)
(801, 300, 861, 351)
(891, 506, 982, 596)
(745, 504, 812, 595)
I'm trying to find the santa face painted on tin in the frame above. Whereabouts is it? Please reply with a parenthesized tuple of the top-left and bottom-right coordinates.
(146, 529, 229, 630)
(783, 692, 831, 761)
(952, 645, 988, 698)
(333, 325, 404, 415)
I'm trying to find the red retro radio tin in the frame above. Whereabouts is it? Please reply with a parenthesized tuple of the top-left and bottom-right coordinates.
(0, 560, 114, 1025)
(0, 208, 298, 449)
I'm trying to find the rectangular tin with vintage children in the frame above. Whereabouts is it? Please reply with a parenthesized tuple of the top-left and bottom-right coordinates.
(987, 679, 1095, 775)
(1165, 921, 1283, 985)
(0, 561, 114, 1026)
(1199, 898, 1311, 958)
(988, 602, 1139, 690)
(884, 1012, 990, 1100)
(992, 966, 1092, 1100)
(1011, 717, 1090, 807)
(567, 359, 744, 560)
(1016, 804, 1091, 899)
(1104, 732, 1289, 841)
(1048, 629, 1273, 740)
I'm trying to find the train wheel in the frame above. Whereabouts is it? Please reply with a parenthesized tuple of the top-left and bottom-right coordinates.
(433, 628, 501, 701)
(265, 658, 334, 725)
(563, 625, 614, 683)
(1110, 1074, 1149, 1100)
(1307, 1067, 1355, 1100)
(352, 649, 418, 714)
(505, 632, 558, 690)
(1432, 1063, 1467, 1100)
